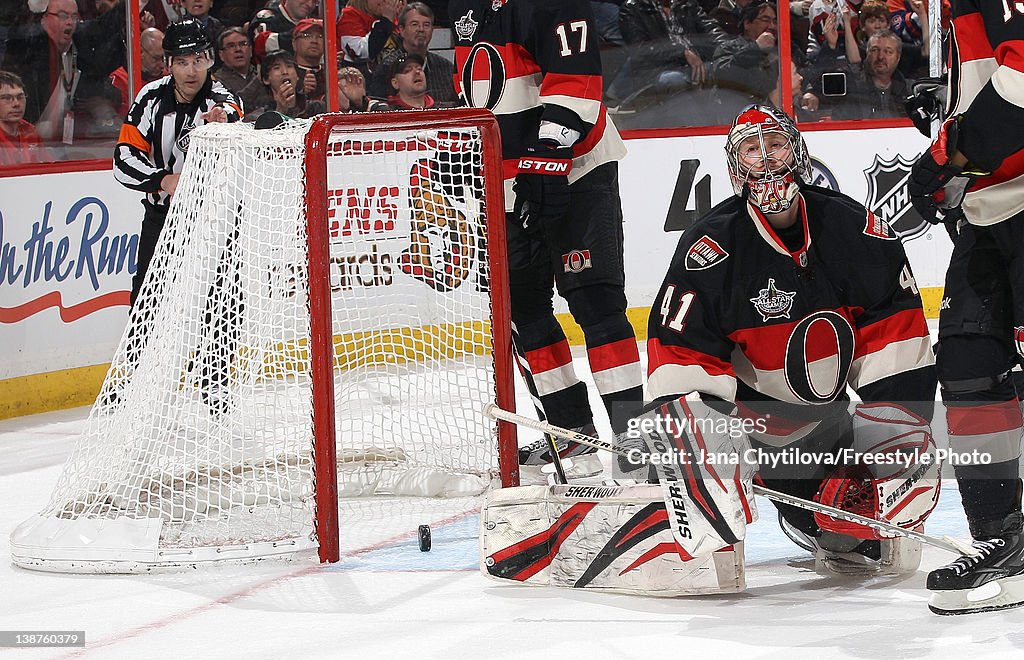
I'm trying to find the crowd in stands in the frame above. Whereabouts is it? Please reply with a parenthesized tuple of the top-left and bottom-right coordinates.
(601, 0, 943, 129)
(0, 0, 458, 165)
(0, 0, 945, 167)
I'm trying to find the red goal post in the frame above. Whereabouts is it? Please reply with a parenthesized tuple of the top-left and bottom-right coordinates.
(305, 109, 519, 562)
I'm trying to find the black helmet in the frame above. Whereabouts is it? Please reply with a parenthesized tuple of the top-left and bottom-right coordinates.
(163, 19, 212, 57)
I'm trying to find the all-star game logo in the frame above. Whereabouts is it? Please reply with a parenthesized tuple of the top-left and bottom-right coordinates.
(864, 153, 929, 241)
(750, 278, 796, 322)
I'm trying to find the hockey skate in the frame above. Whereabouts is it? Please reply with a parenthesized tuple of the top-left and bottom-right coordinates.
(928, 511, 1024, 615)
(518, 423, 603, 482)
(780, 512, 922, 576)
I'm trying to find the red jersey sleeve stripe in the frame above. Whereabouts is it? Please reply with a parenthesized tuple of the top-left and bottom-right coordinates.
(853, 308, 931, 359)
(647, 338, 733, 377)
(954, 11, 993, 63)
(539, 73, 604, 102)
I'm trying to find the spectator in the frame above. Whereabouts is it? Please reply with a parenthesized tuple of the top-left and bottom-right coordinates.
(384, 53, 450, 110)
(856, 0, 890, 47)
(806, 0, 860, 67)
(109, 27, 165, 118)
(0, 70, 48, 165)
(768, 58, 819, 119)
(249, 0, 317, 61)
(182, 0, 225, 47)
(591, 1, 626, 46)
(338, 0, 401, 75)
(76, 0, 147, 82)
(1, 0, 120, 145)
(337, 65, 388, 112)
(292, 18, 325, 101)
(711, 0, 780, 118)
(250, 49, 324, 121)
(789, 0, 813, 56)
(211, 0, 266, 27)
(608, 0, 728, 121)
(832, 28, 909, 119)
(368, 3, 456, 103)
(712, 0, 755, 35)
(213, 27, 269, 113)
(885, 0, 930, 78)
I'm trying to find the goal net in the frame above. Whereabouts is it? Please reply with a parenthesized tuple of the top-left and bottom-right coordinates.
(10, 110, 517, 572)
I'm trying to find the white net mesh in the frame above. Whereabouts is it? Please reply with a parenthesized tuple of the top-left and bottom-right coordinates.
(10, 116, 508, 572)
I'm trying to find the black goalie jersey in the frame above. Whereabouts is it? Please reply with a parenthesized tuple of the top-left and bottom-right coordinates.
(647, 187, 936, 412)
(450, 0, 626, 207)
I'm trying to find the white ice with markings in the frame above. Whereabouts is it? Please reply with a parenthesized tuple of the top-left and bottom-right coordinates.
(1, 339, 1022, 658)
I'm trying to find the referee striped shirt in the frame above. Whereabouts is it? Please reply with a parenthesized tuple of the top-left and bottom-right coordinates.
(114, 75, 242, 207)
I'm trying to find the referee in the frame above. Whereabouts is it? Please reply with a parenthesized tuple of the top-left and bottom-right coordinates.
(114, 18, 242, 308)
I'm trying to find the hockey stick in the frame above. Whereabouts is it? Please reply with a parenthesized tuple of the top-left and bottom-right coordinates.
(485, 404, 978, 557)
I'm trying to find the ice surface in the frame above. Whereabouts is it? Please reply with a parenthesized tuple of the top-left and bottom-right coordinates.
(2, 341, 1022, 658)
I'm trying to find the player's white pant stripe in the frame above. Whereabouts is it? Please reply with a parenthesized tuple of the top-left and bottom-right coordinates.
(591, 362, 642, 395)
(532, 363, 582, 397)
(849, 335, 935, 390)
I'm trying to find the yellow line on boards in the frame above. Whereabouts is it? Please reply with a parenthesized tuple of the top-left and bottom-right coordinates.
(0, 287, 944, 419)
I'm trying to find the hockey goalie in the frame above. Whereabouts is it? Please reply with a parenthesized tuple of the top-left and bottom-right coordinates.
(480, 106, 941, 596)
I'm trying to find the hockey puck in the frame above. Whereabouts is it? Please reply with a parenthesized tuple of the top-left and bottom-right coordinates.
(418, 524, 431, 552)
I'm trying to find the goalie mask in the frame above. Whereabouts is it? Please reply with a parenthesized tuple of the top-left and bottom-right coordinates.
(726, 105, 811, 214)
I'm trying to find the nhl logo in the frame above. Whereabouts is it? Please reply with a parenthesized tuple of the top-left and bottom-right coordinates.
(177, 116, 197, 153)
(864, 154, 929, 241)
(750, 278, 796, 322)
(454, 10, 479, 41)
(562, 249, 592, 273)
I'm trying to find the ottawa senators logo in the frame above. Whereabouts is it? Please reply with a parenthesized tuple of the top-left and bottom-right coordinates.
(862, 210, 897, 241)
(399, 159, 473, 292)
(685, 235, 728, 270)
(562, 250, 592, 273)
(1015, 326, 1024, 359)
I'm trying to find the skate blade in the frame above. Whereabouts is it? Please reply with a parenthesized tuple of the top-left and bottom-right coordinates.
(929, 574, 1024, 615)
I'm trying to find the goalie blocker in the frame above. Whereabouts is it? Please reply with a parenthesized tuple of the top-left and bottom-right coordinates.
(481, 484, 744, 596)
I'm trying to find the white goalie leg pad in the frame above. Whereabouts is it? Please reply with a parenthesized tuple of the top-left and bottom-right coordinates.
(480, 484, 745, 596)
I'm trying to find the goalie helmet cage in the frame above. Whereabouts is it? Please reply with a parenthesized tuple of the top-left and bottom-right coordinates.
(10, 109, 518, 572)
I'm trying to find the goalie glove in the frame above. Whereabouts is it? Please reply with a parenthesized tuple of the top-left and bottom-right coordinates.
(908, 115, 989, 225)
(513, 123, 577, 234)
(627, 393, 758, 557)
(814, 403, 940, 540)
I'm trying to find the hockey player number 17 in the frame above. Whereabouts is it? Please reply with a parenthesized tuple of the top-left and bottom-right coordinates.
(1003, 0, 1024, 22)
(555, 21, 588, 56)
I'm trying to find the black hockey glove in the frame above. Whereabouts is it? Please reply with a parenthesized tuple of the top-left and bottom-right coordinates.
(909, 116, 988, 225)
(513, 140, 573, 234)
